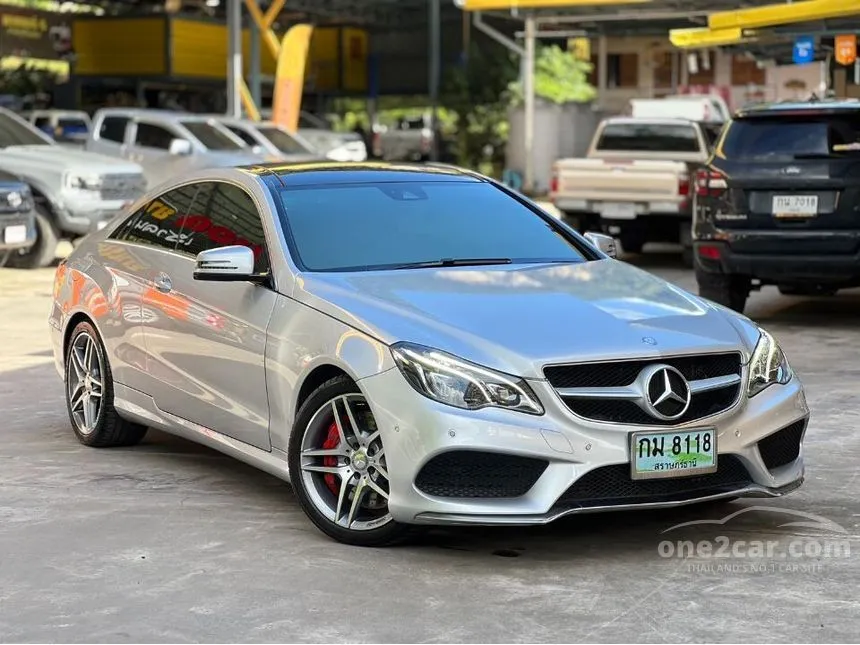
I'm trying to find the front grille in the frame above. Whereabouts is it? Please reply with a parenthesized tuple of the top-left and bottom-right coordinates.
(99, 174, 145, 202)
(758, 420, 806, 470)
(546, 352, 743, 426)
(544, 352, 741, 389)
(415, 451, 548, 499)
(553, 455, 751, 509)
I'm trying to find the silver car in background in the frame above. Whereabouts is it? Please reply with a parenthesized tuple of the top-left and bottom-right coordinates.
(209, 116, 322, 162)
(87, 109, 273, 188)
(49, 162, 808, 547)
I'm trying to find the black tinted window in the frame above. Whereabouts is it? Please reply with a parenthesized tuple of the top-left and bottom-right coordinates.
(135, 122, 177, 150)
(177, 182, 269, 273)
(180, 121, 242, 151)
(226, 125, 257, 146)
(99, 116, 128, 143)
(258, 126, 311, 154)
(720, 114, 860, 160)
(34, 117, 50, 129)
(596, 123, 702, 153)
(111, 184, 199, 251)
(276, 180, 588, 272)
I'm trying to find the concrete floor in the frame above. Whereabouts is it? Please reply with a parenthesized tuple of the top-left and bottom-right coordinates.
(1, 252, 859, 643)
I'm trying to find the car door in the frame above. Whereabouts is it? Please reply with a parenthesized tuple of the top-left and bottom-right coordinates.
(128, 120, 190, 187)
(142, 180, 277, 450)
(89, 115, 130, 158)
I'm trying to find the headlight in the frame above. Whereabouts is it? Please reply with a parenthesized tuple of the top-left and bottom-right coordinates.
(747, 329, 792, 397)
(65, 173, 103, 191)
(4, 191, 22, 208)
(391, 342, 543, 415)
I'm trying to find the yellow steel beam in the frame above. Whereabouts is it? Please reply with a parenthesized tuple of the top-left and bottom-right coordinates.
(239, 80, 262, 121)
(669, 26, 752, 49)
(455, 0, 651, 10)
(709, 0, 860, 31)
(244, 0, 282, 59)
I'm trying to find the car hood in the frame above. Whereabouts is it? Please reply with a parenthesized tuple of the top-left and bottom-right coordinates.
(2, 145, 143, 174)
(295, 260, 760, 379)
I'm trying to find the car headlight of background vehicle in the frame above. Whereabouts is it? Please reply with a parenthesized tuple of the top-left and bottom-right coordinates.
(65, 173, 103, 191)
(391, 342, 544, 415)
(747, 329, 792, 397)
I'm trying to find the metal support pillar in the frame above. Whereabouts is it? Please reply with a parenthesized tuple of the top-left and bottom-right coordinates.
(250, 19, 262, 108)
(523, 14, 536, 193)
(226, 0, 243, 117)
(429, 0, 441, 161)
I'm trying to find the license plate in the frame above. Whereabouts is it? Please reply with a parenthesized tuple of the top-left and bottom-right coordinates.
(772, 195, 818, 218)
(3, 224, 26, 244)
(600, 202, 637, 219)
(630, 428, 717, 480)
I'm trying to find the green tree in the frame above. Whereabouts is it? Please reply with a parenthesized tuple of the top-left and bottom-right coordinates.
(508, 44, 596, 105)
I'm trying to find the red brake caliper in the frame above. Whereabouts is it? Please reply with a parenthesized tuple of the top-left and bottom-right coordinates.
(321, 422, 341, 495)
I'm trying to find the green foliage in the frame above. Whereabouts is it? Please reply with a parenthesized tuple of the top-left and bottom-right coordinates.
(508, 44, 596, 105)
(0, 63, 57, 99)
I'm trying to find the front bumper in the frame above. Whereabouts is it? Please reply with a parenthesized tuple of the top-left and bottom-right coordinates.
(56, 194, 135, 236)
(360, 367, 808, 526)
(0, 209, 37, 251)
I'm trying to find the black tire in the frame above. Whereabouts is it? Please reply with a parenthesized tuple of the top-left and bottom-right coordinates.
(680, 222, 694, 268)
(681, 245, 694, 268)
(64, 320, 148, 448)
(288, 375, 412, 547)
(6, 206, 58, 269)
(696, 270, 750, 313)
(619, 232, 645, 255)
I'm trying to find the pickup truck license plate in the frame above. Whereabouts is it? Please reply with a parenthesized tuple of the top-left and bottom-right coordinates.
(630, 428, 717, 480)
(3, 224, 26, 244)
(772, 195, 818, 218)
(600, 202, 637, 219)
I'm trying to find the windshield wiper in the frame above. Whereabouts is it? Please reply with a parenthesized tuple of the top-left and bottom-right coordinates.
(390, 257, 514, 270)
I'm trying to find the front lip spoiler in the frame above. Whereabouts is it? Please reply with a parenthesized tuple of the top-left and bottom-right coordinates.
(410, 477, 804, 526)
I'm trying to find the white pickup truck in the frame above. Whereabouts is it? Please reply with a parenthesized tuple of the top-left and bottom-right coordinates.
(550, 117, 720, 263)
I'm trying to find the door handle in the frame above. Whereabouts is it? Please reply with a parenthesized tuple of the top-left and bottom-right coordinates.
(154, 273, 172, 293)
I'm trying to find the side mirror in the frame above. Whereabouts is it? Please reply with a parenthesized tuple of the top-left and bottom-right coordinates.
(584, 232, 618, 259)
(251, 144, 265, 155)
(193, 245, 261, 282)
(169, 138, 192, 156)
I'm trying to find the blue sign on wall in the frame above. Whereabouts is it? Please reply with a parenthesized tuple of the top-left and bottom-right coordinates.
(794, 36, 815, 64)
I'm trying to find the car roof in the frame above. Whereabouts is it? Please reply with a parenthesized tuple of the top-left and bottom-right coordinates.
(93, 108, 215, 123)
(603, 117, 702, 126)
(736, 99, 860, 119)
(245, 161, 484, 187)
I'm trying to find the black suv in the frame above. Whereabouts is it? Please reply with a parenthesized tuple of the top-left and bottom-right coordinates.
(693, 100, 860, 312)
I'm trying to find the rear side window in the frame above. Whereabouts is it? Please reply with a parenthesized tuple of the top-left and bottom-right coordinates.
(719, 114, 860, 160)
(111, 184, 199, 252)
(596, 122, 702, 153)
(226, 125, 257, 146)
(99, 116, 129, 143)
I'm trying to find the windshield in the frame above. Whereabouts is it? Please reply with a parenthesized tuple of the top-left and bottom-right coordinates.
(258, 125, 313, 154)
(57, 118, 89, 131)
(0, 112, 52, 147)
(276, 180, 589, 272)
(596, 122, 702, 153)
(180, 120, 243, 151)
(720, 115, 860, 160)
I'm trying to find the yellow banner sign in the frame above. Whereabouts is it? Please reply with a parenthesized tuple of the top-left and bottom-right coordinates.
(272, 24, 314, 134)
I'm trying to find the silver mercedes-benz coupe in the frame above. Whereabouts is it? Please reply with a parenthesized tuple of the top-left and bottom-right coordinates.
(49, 162, 809, 546)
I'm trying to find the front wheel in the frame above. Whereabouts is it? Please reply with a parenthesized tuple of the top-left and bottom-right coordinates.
(288, 376, 411, 547)
(6, 207, 58, 269)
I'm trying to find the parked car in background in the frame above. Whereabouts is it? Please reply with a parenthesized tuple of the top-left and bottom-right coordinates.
(260, 110, 369, 162)
(25, 109, 92, 146)
(694, 100, 860, 312)
(633, 94, 731, 122)
(0, 171, 37, 266)
(87, 109, 270, 188)
(550, 116, 719, 265)
(0, 108, 145, 269)
(209, 116, 322, 162)
(372, 113, 434, 161)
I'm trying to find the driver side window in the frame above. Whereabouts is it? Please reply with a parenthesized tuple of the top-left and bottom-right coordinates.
(135, 122, 180, 150)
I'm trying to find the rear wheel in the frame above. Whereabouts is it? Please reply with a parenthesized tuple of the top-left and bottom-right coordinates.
(288, 376, 411, 547)
(6, 206, 58, 269)
(696, 270, 751, 313)
(64, 321, 148, 447)
(618, 231, 645, 255)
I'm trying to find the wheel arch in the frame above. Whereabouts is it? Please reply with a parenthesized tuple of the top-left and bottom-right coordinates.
(62, 311, 97, 364)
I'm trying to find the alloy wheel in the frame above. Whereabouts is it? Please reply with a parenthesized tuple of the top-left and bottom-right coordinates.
(299, 394, 392, 531)
(67, 332, 104, 435)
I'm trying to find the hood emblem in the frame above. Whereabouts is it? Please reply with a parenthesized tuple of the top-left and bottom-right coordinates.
(781, 166, 801, 175)
(642, 336, 657, 345)
(642, 365, 691, 421)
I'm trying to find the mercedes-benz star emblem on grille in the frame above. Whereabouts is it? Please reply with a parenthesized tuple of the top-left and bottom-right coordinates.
(643, 365, 691, 421)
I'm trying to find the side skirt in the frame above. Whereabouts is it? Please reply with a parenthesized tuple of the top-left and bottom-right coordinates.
(113, 383, 292, 484)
